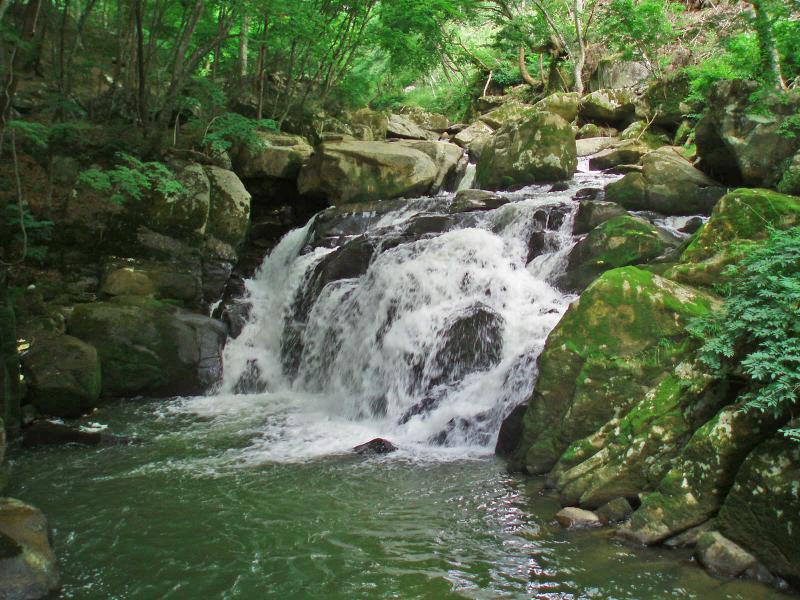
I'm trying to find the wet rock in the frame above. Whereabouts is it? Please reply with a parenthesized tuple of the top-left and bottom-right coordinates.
(449, 190, 509, 214)
(354, 438, 398, 455)
(452, 121, 494, 160)
(604, 147, 727, 216)
(572, 188, 601, 201)
(576, 137, 616, 157)
(579, 89, 637, 125)
(205, 166, 252, 249)
(0, 498, 59, 600)
(555, 507, 601, 529)
(386, 114, 438, 141)
(588, 140, 649, 170)
(695, 531, 759, 578)
(297, 141, 439, 204)
(232, 132, 314, 180)
(549, 182, 569, 193)
(572, 200, 626, 235)
(495, 404, 528, 458)
(663, 520, 717, 549)
(477, 111, 577, 189)
(595, 498, 634, 524)
(398, 397, 441, 425)
(21, 335, 101, 418)
(678, 216, 704, 235)
(21, 421, 130, 448)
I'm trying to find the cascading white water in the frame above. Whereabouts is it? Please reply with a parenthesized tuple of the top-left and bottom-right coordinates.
(456, 163, 477, 191)
(186, 163, 622, 462)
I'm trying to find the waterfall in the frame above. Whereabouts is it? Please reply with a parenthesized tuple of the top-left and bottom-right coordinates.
(209, 163, 620, 459)
(456, 162, 477, 191)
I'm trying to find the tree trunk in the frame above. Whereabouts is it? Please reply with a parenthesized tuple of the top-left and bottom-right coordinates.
(239, 14, 249, 79)
(572, 0, 586, 95)
(518, 46, 538, 88)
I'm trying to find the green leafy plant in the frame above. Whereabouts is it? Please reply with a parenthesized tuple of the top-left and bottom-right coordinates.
(2, 203, 54, 263)
(201, 112, 278, 158)
(78, 153, 186, 205)
(688, 227, 800, 440)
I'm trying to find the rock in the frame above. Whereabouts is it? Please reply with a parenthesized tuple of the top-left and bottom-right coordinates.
(667, 188, 800, 286)
(695, 531, 759, 578)
(716, 434, 800, 587)
(555, 507, 601, 529)
(595, 498, 634, 524)
(449, 190, 509, 214)
(100, 259, 203, 305)
(394, 140, 466, 192)
(495, 404, 527, 457)
(534, 92, 581, 123)
(400, 107, 450, 132)
(478, 100, 537, 129)
(350, 108, 390, 140)
(67, 297, 226, 397)
(588, 140, 649, 170)
(637, 74, 691, 127)
(604, 147, 727, 216)
(205, 166, 252, 248)
(386, 113, 438, 141)
(577, 123, 615, 139)
(549, 182, 569, 193)
(452, 121, 494, 160)
(590, 60, 649, 91)
(573, 200, 627, 235)
(21, 335, 101, 418)
(476, 95, 507, 112)
(679, 216, 704, 235)
(21, 421, 129, 447)
(560, 215, 675, 292)
(144, 162, 210, 237)
(477, 112, 577, 189)
(576, 137, 616, 157)
(0, 498, 59, 600)
(572, 188, 601, 201)
(696, 80, 800, 187)
(664, 520, 717, 549)
(619, 121, 669, 147)
(580, 89, 637, 124)
(353, 438, 398, 455)
(232, 132, 313, 180)
(297, 141, 439, 204)
(506, 267, 714, 475)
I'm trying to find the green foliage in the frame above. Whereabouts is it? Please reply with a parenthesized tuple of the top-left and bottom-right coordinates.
(6, 120, 49, 148)
(201, 113, 278, 158)
(599, 0, 681, 66)
(78, 153, 186, 205)
(684, 34, 761, 104)
(2, 203, 54, 263)
(689, 227, 800, 440)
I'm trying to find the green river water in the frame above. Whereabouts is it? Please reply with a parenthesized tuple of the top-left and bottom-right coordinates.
(6, 394, 792, 600)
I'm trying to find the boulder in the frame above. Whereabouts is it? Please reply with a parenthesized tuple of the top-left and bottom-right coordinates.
(695, 531, 759, 578)
(297, 141, 439, 204)
(100, 259, 203, 305)
(394, 140, 466, 192)
(604, 147, 727, 215)
(555, 507, 602, 529)
(696, 80, 800, 187)
(619, 121, 670, 147)
(67, 297, 226, 397)
(637, 75, 691, 127)
(573, 200, 627, 235)
(144, 162, 210, 237)
(477, 112, 577, 189)
(353, 438, 398, 455)
(350, 108, 390, 140)
(495, 404, 527, 457)
(590, 60, 649, 91)
(506, 267, 714, 475)
(449, 190, 509, 214)
(232, 132, 313, 180)
(588, 140, 649, 170)
(716, 434, 800, 587)
(386, 114, 438, 141)
(533, 92, 581, 123)
(205, 166, 252, 248)
(0, 498, 59, 600)
(576, 137, 616, 157)
(452, 121, 494, 159)
(560, 215, 675, 292)
(400, 107, 450, 132)
(664, 520, 717, 549)
(596, 498, 634, 524)
(21, 334, 101, 418)
(579, 89, 637, 124)
(478, 100, 537, 129)
(667, 188, 800, 286)
(577, 123, 616, 139)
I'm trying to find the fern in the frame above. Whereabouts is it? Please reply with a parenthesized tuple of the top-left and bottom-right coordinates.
(201, 113, 278, 158)
(78, 152, 186, 205)
(688, 227, 800, 440)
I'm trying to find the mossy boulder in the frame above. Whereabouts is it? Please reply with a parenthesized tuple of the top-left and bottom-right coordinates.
(21, 334, 101, 418)
(573, 200, 627, 235)
(393, 141, 466, 192)
(619, 121, 670, 148)
(560, 215, 676, 292)
(637, 75, 691, 127)
(386, 114, 438, 141)
(0, 498, 59, 600)
(667, 188, 800, 286)
(588, 140, 649, 170)
(145, 162, 211, 237)
(67, 296, 226, 397)
(205, 166, 252, 249)
(452, 121, 494, 160)
(620, 404, 783, 545)
(476, 111, 577, 189)
(399, 107, 450, 133)
(554, 363, 728, 509)
(717, 434, 800, 587)
(533, 92, 581, 123)
(507, 267, 715, 474)
(100, 259, 203, 306)
(478, 100, 537, 129)
(232, 132, 314, 180)
(349, 108, 390, 140)
(579, 89, 637, 124)
(577, 123, 606, 139)
(605, 147, 727, 216)
(575, 137, 616, 158)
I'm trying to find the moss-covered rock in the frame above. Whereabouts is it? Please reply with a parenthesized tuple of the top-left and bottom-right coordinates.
(386, 114, 438, 141)
(619, 121, 670, 148)
(579, 89, 637, 124)
(605, 147, 727, 215)
(777, 151, 800, 196)
(508, 267, 714, 474)
(67, 297, 226, 397)
(667, 188, 800, 286)
(637, 75, 691, 128)
(145, 162, 211, 237)
(534, 92, 581, 123)
(399, 107, 450, 133)
(21, 334, 101, 418)
(619, 404, 783, 545)
(205, 166, 252, 249)
(478, 100, 537, 129)
(232, 132, 314, 180)
(100, 259, 204, 305)
(577, 123, 606, 139)
(452, 121, 494, 160)
(0, 498, 59, 600)
(716, 434, 800, 587)
(560, 215, 676, 292)
(587, 139, 649, 170)
(349, 108, 390, 140)
(573, 200, 627, 235)
(476, 111, 577, 189)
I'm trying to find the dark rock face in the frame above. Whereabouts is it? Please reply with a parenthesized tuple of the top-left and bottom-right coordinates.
(21, 421, 130, 448)
(353, 438, 398, 455)
(572, 200, 626, 235)
(495, 404, 527, 457)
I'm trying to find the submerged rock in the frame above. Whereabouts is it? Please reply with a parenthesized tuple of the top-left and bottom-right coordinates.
(695, 531, 760, 578)
(21, 421, 130, 448)
(555, 507, 601, 529)
(354, 438, 398, 455)
(449, 190, 509, 213)
(595, 498, 634, 524)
